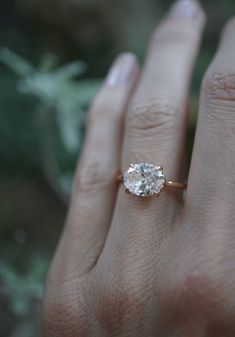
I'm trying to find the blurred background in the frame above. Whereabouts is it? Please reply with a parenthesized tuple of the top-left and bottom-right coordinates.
(0, 0, 234, 336)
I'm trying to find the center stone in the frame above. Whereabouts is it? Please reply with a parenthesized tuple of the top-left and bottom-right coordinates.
(124, 163, 165, 197)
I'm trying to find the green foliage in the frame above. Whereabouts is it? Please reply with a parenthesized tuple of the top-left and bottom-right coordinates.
(0, 260, 45, 317)
(0, 50, 100, 335)
(0, 48, 99, 154)
(0, 49, 100, 199)
(0, 255, 48, 337)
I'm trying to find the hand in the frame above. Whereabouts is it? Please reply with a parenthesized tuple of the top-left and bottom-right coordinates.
(42, 0, 235, 336)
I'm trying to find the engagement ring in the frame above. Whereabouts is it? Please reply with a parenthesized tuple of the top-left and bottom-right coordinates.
(118, 163, 187, 198)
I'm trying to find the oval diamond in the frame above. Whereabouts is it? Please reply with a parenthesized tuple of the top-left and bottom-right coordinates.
(124, 163, 165, 197)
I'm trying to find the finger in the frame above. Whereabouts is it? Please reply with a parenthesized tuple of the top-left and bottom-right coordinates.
(163, 19, 235, 331)
(48, 54, 140, 278)
(185, 17, 235, 229)
(122, 0, 205, 182)
(102, 0, 205, 255)
(120, 0, 205, 219)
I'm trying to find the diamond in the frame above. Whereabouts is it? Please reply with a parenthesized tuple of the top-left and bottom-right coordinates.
(123, 163, 165, 197)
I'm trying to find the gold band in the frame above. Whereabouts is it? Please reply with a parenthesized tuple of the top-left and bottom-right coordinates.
(118, 175, 187, 190)
(117, 173, 124, 182)
(165, 180, 187, 190)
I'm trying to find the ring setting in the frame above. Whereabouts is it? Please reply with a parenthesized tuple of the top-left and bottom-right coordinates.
(119, 163, 187, 198)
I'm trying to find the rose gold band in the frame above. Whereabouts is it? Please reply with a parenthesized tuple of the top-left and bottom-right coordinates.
(165, 180, 187, 190)
(117, 175, 187, 190)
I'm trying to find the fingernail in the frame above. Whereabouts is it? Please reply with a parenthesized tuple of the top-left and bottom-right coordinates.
(105, 53, 137, 86)
(170, 0, 201, 19)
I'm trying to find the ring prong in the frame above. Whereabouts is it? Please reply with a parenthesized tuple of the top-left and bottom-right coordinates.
(126, 188, 131, 194)
(117, 174, 123, 182)
(129, 163, 134, 168)
(155, 165, 163, 171)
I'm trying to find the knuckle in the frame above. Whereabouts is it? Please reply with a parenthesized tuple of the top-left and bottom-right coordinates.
(170, 272, 221, 318)
(163, 253, 235, 326)
(100, 284, 145, 329)
(42, 298, 74, 336)
(42, 280, 90, 337)
(76, 161, 118, 194)
(95, 270, 151, 332)
(202, 70, 235, 120)
(42, 293, 86, 336)
(204, 70, 235, 103)
(127, 97, 179, 136)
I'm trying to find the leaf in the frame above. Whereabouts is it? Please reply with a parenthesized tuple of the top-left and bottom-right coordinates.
(0, 48, 35, 77)
(55, 79, 100, 153)
(18, 74, 57, 104)
(54, 61, 87, 80)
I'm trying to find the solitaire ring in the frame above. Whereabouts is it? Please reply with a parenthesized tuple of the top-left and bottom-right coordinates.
(118, 163, 187, 198)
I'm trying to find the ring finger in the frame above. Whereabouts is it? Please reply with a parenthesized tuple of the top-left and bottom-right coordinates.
(100, 0, 206, 266)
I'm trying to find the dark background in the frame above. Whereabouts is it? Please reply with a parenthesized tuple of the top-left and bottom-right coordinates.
(0, 0, 234, 336)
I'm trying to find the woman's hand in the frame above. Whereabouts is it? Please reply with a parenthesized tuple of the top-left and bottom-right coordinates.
(42, 0, 235, 336)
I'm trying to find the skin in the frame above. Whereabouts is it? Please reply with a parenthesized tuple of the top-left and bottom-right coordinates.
(42, 0, 235, 336)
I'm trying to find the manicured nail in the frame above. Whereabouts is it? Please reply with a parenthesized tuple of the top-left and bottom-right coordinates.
(105, 53, 137, 86)
(170, 0, 201, 19)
